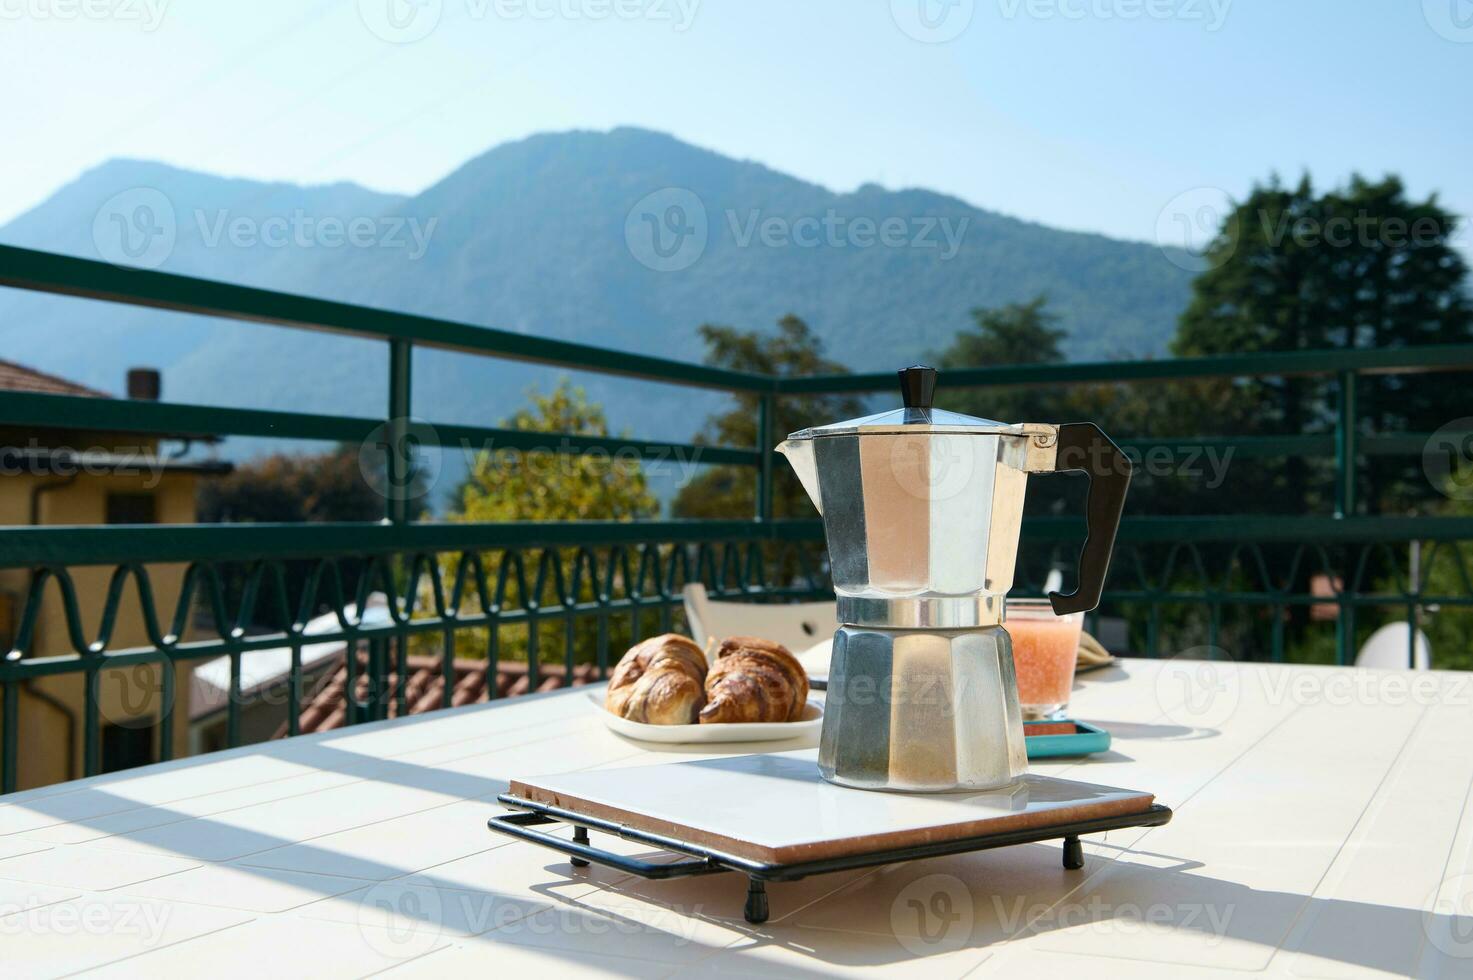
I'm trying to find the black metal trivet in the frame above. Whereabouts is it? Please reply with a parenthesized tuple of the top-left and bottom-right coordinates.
(489, 794, 1173, 924)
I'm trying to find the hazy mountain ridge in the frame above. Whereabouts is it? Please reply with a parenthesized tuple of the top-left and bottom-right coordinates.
(0, 128, 1194, 447)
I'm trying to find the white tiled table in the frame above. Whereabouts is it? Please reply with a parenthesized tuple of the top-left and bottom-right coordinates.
(3, 658, 1473, 978)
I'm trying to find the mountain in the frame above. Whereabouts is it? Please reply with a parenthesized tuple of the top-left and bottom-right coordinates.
(0, 129, 1195, 493)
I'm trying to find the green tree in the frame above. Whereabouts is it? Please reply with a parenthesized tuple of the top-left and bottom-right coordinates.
(435, 380, 657, 665)
(452, 382, 657, 523)
(673, 315, 865, 520)
(934, 296, 1070, 425)
(1173, 173, 1473, 515)
(199, 445, 389, 524)
(198, 445, 404, 628)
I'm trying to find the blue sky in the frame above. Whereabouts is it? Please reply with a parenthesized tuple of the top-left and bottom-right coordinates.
(3, 0, 1470, 252)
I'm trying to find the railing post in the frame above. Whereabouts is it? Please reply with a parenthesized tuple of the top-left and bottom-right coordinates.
(756, 392, 775, 523)
(2, 680, 16, 794)
(387, 339, 413, 525)
(1335, 369, 1358, 518)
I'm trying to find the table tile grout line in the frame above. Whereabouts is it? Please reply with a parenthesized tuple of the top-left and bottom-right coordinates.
(1412, 752, 1473, 977)
(19, 722, 645, 860)
(31, 894, 262, 979)
(1383, 690, 1473, 978)
(679, 670, 1304, 974)
(243, 744, 657, 915)
(0, 852, 203, 893)
(100, 741, 654, 897)
(1261, 696, 1436, 973)
(0, 710, 599, 839)
(0, 685, 593, 815)
(358, 942, 453, 979)
(990, 691, 1426, 976)
(365, 933, 693, 979)
(959, 689, 1309, 972)
(4, 741, 655, 936)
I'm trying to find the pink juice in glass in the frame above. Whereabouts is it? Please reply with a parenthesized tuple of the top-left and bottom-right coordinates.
(1006, 600, 1084, 720)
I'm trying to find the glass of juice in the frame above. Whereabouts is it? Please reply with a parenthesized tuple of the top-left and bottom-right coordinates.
(1006, 598, 1084, 721)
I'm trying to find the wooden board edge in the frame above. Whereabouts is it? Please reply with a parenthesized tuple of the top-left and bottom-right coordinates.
(507, 778, 1155, 866)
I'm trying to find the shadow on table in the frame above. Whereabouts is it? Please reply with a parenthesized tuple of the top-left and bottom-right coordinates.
(527, 839, 1463, 977)
(1081, 719, 1219, 741)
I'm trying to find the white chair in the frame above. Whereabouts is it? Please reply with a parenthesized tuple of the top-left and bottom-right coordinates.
(1355, 622, 1431, 671)
(681, 583, 836, 655)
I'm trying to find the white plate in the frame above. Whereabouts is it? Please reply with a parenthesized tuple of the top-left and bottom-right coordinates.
(588, 692, 823, 744)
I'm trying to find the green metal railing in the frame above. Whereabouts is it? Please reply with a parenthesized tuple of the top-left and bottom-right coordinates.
(3, 242, 1472, 793)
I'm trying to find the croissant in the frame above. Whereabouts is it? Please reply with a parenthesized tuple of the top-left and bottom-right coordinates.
(605, 633, 708, 725)
(699, 636, 809, 724)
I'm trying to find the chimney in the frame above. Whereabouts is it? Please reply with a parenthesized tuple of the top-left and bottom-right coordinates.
(126, 368, 161, 401)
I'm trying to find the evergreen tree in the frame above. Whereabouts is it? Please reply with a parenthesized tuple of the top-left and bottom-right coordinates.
(1173, 174, 1473, 515)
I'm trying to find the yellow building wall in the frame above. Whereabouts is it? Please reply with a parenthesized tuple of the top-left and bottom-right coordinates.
(1, 448, 206, 792)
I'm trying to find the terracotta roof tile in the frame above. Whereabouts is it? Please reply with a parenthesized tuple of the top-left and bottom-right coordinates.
(278, 652, 598, 738)
(0, 359, 112, 398)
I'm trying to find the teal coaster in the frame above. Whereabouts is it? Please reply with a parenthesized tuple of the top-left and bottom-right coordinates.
(1024, 720, 1111, 758)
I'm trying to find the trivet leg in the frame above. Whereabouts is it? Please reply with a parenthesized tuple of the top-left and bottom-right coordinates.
(571, 826, 590, 868)
(1062, 835, 1084, 870)
(744, 878, 769, 924)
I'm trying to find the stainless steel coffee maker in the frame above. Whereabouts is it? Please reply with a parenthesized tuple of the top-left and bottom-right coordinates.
(779, 365, 1131, 792)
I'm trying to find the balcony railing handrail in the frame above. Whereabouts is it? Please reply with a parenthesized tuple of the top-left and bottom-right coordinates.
(3, 515, 1472, 570)
(0, 389, 759, 465)
(781, 345, 1473, 393)
(0, 519, 824, 567)
(7, 243, 1473, 403)
(0, 244, 775, 393)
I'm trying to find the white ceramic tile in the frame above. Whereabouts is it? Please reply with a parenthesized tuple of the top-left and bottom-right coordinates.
(791, 839, 1131, 944)
(120, 863, 368, 912)
(481, 900, 734, 966)
(687, 924, 992, 978)
(0, 752, 336, 836)
(972, 947, 1248, 979)
(236, 799, 503, 880)
(308, 688, 590, 758)
(85, 914, 448, 979)
(16, 767, 363, 845)
(0, 836, 51, 860)
(394, 831, 635, 897)
(1024, 695, 1428, 971)
(584, 863, 880, 928)
(1278, 695, 1473, 979)
(102, 780, 461, 862)
(0, 843, 199, 891)
(0, 893, 251, 976)
(384, 939, 676, 978)
(0, 877, 80, 915)
(298, 875, 550, 939)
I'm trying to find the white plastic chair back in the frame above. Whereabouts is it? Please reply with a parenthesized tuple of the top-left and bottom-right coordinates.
(1355, 622, 1431, 671)
(681, 584, 836, 654)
